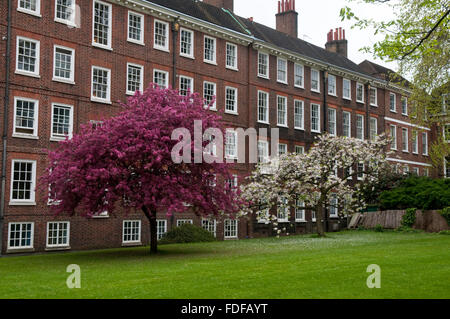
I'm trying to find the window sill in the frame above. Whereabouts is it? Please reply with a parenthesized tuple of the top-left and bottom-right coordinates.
(295, 220, 307, 223)
(328, 93, 337, 97)
(154, 46, 170, 53)
(224, 237, 238, 240)
(92, 43, 113, 51)
(180, 54, 195, 60)
(277, 80, 288, 85)
(257, 121, 270, 125)
(311, 89, 321, 94)
(122, 242, 143, 247)
(7, 247, 35, 254)
(92, 215, 110, 219)
(277, 124, 288, 128)
(12, 134, 38, 140)
(17, 8, 41, 17)
(311, 130, 321, 134)
(257, 75, 269, 80)
(55, 18, 77, 28)
(90, 97, 112, 105)
(343, 97, 352, 101)
(52, 78, 75, 85)
(9, 201, 36, 206)
(203, 60, 217, 66)
(356, 100, 365, 104)
(294, 85, 304, 89)
(402, 113, 408, 116)
(226, 66, 239, 72)
(15, 70, 40, 78)
(370, 104, 378, 107)
(390, 110, 397, 113)
(127, 39, 145, 46)
(225, 111, 239, 116)
(50, 137, 70, 142)
(45, 246, 71, 251)
(294, 127, 305, 131)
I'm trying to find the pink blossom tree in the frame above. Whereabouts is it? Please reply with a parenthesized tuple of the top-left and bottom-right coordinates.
(41, 85, 242, 253)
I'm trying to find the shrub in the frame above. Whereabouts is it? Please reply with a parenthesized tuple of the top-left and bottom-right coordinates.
(438, 230, 450, 235)
(159, 223, 216, 244)
(395, 226, 423, 233)
(374, 224, 384, 232)
(439, 207, 450, 225)
(401, 208, 417, 228)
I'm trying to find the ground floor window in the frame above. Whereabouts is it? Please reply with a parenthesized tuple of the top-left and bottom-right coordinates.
(176, 219, 193, 227)
(123, 220, 141, 244)
(224, 219, 238, 239)
(47, 222, 70, 248)
(311, 211, 316, 222)
(202, 219, 217, 237)
(157, 219, 167, 240)
(8, 222, 33, 249)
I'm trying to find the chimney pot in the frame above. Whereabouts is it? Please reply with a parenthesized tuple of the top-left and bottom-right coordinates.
(325, 27, 348, 58)
(276, 0, 298, 38)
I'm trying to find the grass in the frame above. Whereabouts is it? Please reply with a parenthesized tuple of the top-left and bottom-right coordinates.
(0, 230, 449, 299)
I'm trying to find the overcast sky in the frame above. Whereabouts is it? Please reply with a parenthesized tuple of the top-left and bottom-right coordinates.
(234, 0, 398, 71)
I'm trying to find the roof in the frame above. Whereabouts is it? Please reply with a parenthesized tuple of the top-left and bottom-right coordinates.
(359, 60, 410, 87)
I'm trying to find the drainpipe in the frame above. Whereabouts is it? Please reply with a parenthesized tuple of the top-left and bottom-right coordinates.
(365, 83, 370, 140)
(171, 17, 180, 89)
(0, 0, 13, 256)
(322, 70, 328, 233)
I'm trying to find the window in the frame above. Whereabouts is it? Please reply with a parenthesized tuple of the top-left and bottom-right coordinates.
(128, 11, 144, 45)
(345, 167, 353, 180)
(226, 43, 238, 70)
(51, 103, 73, 140)
(224, 219, 238, 239)
(154, 20, 169, 51)
(422, 132, 428, 155)
(258, 52, 269, 78)
(204, 36, 216, 64)
(445, 157, 450, 178)
(53, 45, 75, 83)
(357, 162, 364, 180)
(55, 0, 75, 25)
(444, 124, 450, 142)
(311, 211, 316, 222)
(328, 108, 336, 136)
(203, 81, 216, 110)
(180, 28, 194, 58)
(16, 37, 40, 77)
(370, 87, 377, 106)
(412, 131, 418, 154)
(311, 104, 321, 133)
(122, 220, 141, 244)
(126, 63, 143, 95)
(277, 198, 289, 222)
(356, 83, 364, 103)
(179, 76, 193, 96)
(177, 219, 193, 227)
(311, 69, 320, 92)
(10, 160, 36, 204)
(412, 167, 419, 176)
(329, 195, 338, 217)
(328, 75, 336, 96)
(277, 58, 287, 84)
(257, 140, 269, 163)
(295, 200, 305, 222)
(47, 222, 70, 247)
(402, 128, 409, 152)
(92, 1, 112, 49)
(295, 145, 304, 154)
(390, 125, 397, 150)
(257, 91, 269, 123)
(277, 96, 287, 127)
(8, 222, 34, 249)
(390, 93, 396, 112)
(156, 220, 167, 240)
(13, 97, 38, 138)
(18, 0, 40, 16)
(294, 63, 304, 88)
(225, 87, 238, 114)
(401, 97, 408, 115)
(225, 130, 238, 159)
(343, 79, 351, 100)
(202, 219, 217, 237)
(154, 69, 168, 89)
(91, 66, 111, 103)
(423, 167, 429, 177)
(343, 111, 351, 137)
(204, 132, 217, 157)
(225, 175, 238, 193)
(356, 115, 364, 140)
(278, 143, 287, 156)
(294, 100, 304, 130)
(369, 117, 377, 141)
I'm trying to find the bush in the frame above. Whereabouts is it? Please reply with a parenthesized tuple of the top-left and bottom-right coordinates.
(439, 207, 450, 225)
(401, 208, 417, 228)
(374, 224, 384, 232)
(159, 223, 216, 244)
(438, 230, 450, 235)
(395, 226, 423, 233)
(379, 177, 450, 210)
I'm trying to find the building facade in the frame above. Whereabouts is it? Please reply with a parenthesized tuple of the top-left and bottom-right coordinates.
(0, 0, 433, 254)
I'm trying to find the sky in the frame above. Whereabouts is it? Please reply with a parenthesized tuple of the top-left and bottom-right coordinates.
(234, 0, 398, 71)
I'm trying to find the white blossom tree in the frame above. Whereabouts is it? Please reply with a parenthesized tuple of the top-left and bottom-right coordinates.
(240, 134, 392, 237)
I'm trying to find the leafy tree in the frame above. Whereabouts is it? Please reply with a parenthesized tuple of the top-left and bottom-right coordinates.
(240, 134, 391, 237)
(41, 85, 241, 253)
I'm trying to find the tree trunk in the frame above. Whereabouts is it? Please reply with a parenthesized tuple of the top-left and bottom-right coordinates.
(143, 206, 158, 254)
(316, 204, 326, 237)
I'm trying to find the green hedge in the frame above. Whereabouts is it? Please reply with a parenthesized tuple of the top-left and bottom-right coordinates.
(159, 223, 216, 244)
(379, 177, 450, 210)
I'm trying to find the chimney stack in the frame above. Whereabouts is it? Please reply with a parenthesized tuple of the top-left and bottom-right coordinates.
(202, 0, 234, 12)
(325, 27, 348, 58)
(276, 0, 298, 38)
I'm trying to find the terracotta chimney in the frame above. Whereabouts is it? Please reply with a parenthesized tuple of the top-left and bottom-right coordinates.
(325, 27, 348, 58)
(276, 0, 298, 38)
(203, 0, 234, 12)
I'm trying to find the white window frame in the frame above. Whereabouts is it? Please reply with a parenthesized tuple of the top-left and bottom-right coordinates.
(277, 57, 288, 84)
(13, 97, 39, 139)
(370, 87, 378, 106)
(153, 69, 169, 89)
(294, 100, 304, 130)
(92, 0, 112, 50)
(204, 36, 217, 64)
(328, 74, 337, 96)
(278, 143, 287, 156)
(50, 103, 74, 141)
(224, 219, 238, 239)
(277, 197, 289, 223)
(328, 108, 337, 136)
(156, 219, 167, 240)
(412, 131, 418, 154)
(311, 69, 320, 93)
(91, 66, 111, 104)
(257, 90, 269, 124)
(329, 195, 338, 218)
(444, 124, 450, 142)
(356, 82, 364, 103)
(225, 129, 238, 160)
(311, 103, 321, 133)
(295, 145, 304, 154)
(342, 111, 351, 138)
(402, 128, 409, 152)
(177, 219, 193, 227)
(203, 81, 217, 110)
(122, 220, 141, 244)
(401, 97, 408, 116)
(295, 200, 305, 222)
(180, 28, 194, 59)
(153, 19, 169, 52)
(225, 86, 238, 115)
(356, 114, 364, 140)
(390, 93, 397, 113)
(46, 221, 70, 248)
(277, 95, 288, 127)
(126, 63, 144, 95)
(422, 132, 428, 156)
(294, 63, 304, 88)
(179, 75, 194, 96)
(8, 222, 34, 250)
(257, 140, 269, 163)
(53, 45, 75, 84)
(226, 42, 238, 70)
(10, 159, 37, 205)
(357, 162, 365, 181)
(55, 0, 76, 26)
(369, 117, 377, 141)
(127, 11, 144, 45)
(17, 0, 41, 17)
(390, 125, 397, 150)
(257, 51, 269, 79)
(16, 36, 40, 78)
(202, 219, 217, 237)
(343, 78, 351, 100)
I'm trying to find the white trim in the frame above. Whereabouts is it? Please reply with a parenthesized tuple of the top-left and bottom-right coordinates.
(50, 103, 74, 141)
(294, 99, 304, 130)
(311, 103, 321, 133)
(224, 219, 238, 239)
(179, 75, 194, 96)
(224, 86, 238, 115)
(311, 68, 320, 93)
(127, 10, 145, 46)
(225, 42, 238, 71)
(54, 0, 76, 26)
(257, 51, 270, 79)
(122, 220, 142, 244)
(328, 108, 337, 136)
(201, 218, 217, 237)
(369, 87, 378, 107)
(356, 82, 364, 103)
(179, 28, 194, 59)
(46, 221, 71, 248)
(9, 159, 37, 205)
(342, 78, 351, 100)
(328, 74, 337, 96)
(15, 36, 40, 77)
(257, 90, 269, 124)
(390, 125, 397, 150)
(401, 127, 409, 153)
(387, 158, 432, 167)
(13, 96, 39, 139)
(384, 117, 430, 131)
(153, 19, 170, 52)
(53, 45, 75, 84)
(277, 57, 288, 84)
(294, 63, 304, 89)
(153, 69, 169, 89)
(126, 62, 144, 95)
(342, 111, 351, 138)
(356, 114, 364, 140)
(156, 219, 167, 240)
(8, 222, 34, 250)
(92, 0, 112, 51)
(422, 132, 428, 156)
(389, 92, 397, 113)
(401, 97, 408, 116)
(17, 0, 41, 17)
(176, 219, 193, 227)
(225, 129, 238, 159)
(91, 66, 111, 104)
(204, 35, 217, 64)
(276, 95, 288, 127)
(203, 80, 217, 110)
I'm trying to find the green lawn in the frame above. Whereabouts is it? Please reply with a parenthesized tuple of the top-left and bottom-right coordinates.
(0, 230, 449, 299)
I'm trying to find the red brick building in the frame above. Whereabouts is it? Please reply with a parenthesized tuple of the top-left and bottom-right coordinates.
(0, 0, 433, 254)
